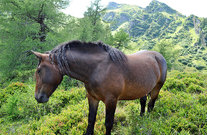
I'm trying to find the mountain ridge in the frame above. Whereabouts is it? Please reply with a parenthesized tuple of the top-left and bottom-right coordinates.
(103, 1, 207, 70)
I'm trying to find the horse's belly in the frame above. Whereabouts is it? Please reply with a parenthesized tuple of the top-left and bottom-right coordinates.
(118, 87, 151, 100)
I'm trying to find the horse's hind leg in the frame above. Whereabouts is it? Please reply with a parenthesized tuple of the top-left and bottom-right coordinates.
(148, 83, 163, 112)
(140, 95, 147, 116)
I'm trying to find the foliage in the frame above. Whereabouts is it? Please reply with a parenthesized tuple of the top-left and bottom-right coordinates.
(153, 40, 179, 70)
(112, 29, 130, 50)
(60, 76, 83, 90)
(0, 82, 28, 107)
(103, 1, 207, 70)
(79, 0, 112, 43)
(0, 82, 86, 121)
(163, 70, 206, 93)
(0, 71, 206, 134)
(122, 90, 207, 135)
(0, 0, 70, 79)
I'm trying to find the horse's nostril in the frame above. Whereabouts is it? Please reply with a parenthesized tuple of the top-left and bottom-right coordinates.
(35, 93, 49, 103)
(39, 95, 44, 100)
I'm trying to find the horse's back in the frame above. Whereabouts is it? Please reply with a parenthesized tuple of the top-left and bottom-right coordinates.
(130, 50, 167, 83)
(118, 50, 167, 100)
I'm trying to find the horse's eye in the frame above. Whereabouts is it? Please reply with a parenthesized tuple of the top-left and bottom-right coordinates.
(37, 69, 41, 74)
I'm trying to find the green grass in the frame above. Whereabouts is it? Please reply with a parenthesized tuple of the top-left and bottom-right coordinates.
(0, 71, 206, 134)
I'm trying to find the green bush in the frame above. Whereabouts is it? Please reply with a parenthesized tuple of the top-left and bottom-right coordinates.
(186, 84, 205, 93)
(0, 92, 21, 120)
(60, 76, 83, 90)
(0, 82, 86, 121)
(9, 100, 106, 135)
(0, 82, 28, 107)
(1, 88, 207, 135)
(0, 70, 206, 134)
(14, 69, 36, 83)
(111, 90, 207, 135)
(163, 71, 206, 93)
(163, 78, 186, 92)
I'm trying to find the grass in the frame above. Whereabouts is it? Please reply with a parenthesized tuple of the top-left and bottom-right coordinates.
(1, 89, 206, 134)
(0, 71, 206, 134)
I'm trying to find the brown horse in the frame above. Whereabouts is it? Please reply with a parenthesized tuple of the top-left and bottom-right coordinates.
(32, 40, 167, 135)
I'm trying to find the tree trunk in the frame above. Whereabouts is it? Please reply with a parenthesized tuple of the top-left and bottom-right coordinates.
(38, 15, 47, 42)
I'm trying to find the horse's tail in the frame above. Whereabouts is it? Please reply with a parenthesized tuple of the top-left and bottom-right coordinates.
(155, 54, 167, 84)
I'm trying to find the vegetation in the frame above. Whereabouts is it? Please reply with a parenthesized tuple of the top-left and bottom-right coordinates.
(0, 0, 207, 134)
(104, 1, 207, 70)
(112, 29, 130, 50)
(0, 0, 70, 78)
(153, 39, 179, 70)
(0, 71, 206, 134)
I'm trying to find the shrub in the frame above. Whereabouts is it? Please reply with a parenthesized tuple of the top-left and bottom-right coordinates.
(0, 82, 28, 107)
(163, 71, 206, 93)
(0, 92, 21, 120)
(12, 100, 106, 135)
(0, 82, 86, 121)
(14, 69, 36, 82)
(60, 76, 83, 90)
(163, 78, 186, 92)
(0, 71, 206, 134)
(186, 84, 205, 93)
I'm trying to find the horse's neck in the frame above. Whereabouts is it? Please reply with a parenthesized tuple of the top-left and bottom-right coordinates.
(65, 48, 108, 82)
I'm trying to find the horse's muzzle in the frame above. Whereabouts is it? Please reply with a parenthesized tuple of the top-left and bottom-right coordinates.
(35, 93, 49, 103)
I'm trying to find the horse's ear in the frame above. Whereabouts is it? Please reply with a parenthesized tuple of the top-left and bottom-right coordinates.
(31, 50, 43, 59)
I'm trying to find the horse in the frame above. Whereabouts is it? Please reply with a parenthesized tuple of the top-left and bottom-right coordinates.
(32, 40, 167, 135)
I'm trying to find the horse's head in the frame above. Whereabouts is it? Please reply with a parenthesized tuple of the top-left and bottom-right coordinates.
(32, 51, 63, 103)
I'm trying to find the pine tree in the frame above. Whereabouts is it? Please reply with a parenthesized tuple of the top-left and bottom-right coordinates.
(0, 0, 69, 78)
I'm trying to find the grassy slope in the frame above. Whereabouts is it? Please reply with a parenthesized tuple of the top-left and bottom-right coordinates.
(0, 71, 206, 135)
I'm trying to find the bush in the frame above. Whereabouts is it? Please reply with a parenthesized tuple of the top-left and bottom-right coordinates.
(60, 76, 83, 90)
(0, 82, 86, 121)
(0, 82, 28, 107)
(163, 71, 206, 93)
(186, 84, 205, 93)
(163, 78, 186, 92)
(0, 71, 206, 134)
(9, 100, 106, 135)
(111, 90, 207, 135)
(14, 69, 36, 83)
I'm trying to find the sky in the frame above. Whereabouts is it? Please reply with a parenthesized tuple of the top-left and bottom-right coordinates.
(62, 0, 207, 18)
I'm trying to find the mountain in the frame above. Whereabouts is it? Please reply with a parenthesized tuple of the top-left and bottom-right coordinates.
(103, 0, 207, 70)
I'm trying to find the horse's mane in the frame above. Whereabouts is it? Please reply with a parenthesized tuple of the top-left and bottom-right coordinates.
(49, 40, 127, 74)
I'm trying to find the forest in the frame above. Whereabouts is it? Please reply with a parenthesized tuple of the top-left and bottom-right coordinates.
(0, 0, 206, 134)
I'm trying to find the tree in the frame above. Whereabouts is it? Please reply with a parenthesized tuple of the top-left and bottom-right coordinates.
(79, 17, 93, 41)
(153, 40, 179, 70)
(80, 0, 110, 42)
(112, 29, 130, 49)
(0, 0, 69, 42)
(0, 0, 69, 78)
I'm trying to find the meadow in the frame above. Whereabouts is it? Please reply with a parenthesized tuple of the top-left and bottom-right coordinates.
(0, 70, 206, 135)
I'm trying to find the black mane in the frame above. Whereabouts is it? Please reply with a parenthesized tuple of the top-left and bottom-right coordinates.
(49, 40, 127, 74)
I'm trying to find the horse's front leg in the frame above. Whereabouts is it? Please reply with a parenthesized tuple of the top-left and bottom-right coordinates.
(85, 94, 99, 135)
(105, 98, 117, 135)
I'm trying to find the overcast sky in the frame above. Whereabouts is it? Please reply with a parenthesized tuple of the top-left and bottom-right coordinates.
(62, 0, 207, 18)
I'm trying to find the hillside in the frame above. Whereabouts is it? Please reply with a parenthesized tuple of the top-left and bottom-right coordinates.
(103, 1, 207, 70)
(0, 71, 206, 134)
